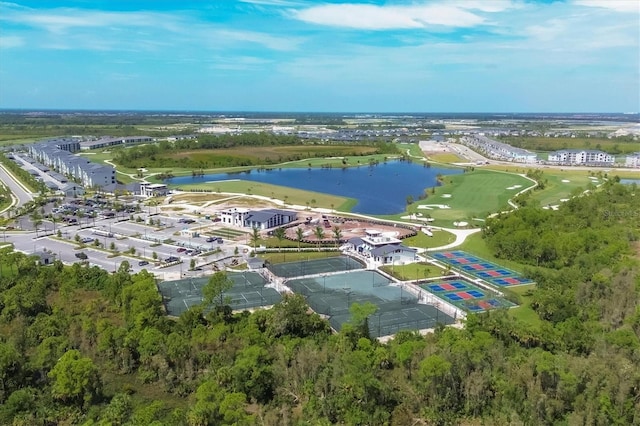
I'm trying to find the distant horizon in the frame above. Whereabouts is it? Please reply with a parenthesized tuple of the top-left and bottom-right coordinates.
(0, 108, 638, 117)
(1, 1, 638, 112)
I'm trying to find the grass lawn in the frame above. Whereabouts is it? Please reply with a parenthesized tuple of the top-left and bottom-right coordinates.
(427, 152, 465, 163)
(531, 171, 595, 207)
(401, 169, 533, 226)
(260, 251, 341, 264)
(503, 285, 542, 326)
(175, 180, 351, 211)
(458, 232, 529, 273)
(381, 262, 445, 281)
(402, 229, 455, 249)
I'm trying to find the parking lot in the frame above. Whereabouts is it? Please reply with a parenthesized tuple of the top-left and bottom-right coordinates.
(7, 200, 248, 279)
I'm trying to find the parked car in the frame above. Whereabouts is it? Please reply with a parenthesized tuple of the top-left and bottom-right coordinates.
(138, 260, 149, 266)
(165, 256, 179, 263)
(177, 247, 186, 253)
(75, 252, 88, 260)
(205, 236, 216, 243)
(81, 237, 93, 244)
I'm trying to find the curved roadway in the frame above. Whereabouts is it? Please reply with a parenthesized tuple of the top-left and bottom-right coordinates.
(0, 163, 35, 213)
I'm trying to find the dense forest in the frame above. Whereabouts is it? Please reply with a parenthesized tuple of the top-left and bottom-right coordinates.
(112, 134, 399, 169)
(0, 180, 639, 425)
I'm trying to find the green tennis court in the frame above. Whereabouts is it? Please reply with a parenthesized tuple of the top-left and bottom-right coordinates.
(286, 270, 456, 338)
(157, 271, 281, 316)
(268, 255, 364, 278)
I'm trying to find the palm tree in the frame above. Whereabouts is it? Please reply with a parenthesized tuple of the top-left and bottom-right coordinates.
(50, 216, 59, 236)
(30, 211, 42, 237)
(273, 227, 286, 261)
(250, 227, 260, 252)
(332, 226, 342, 249)
(313, 226, 325, 252)
(295, 227, 304, 252)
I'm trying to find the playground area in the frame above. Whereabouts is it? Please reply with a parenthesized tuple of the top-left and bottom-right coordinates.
(285, 270, 456, 338)
(431, 250, 534, 287)
(419, 277, 516, 313)
(267, 255, 364, 278)
(157, 271, 281, 316)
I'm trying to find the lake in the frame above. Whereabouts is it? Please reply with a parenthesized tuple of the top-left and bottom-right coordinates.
(620, 179, 640, 185)
(166, 160, 463, 215)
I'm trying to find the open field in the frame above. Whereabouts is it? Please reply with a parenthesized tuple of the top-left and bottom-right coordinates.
(499, 136, 640, 154)
(380, 262, 446, 281)
(174, 180, 351, 211)
(162, 145, 379, 165)
(402, 229, 455, 249)
(427, 152, 465, 163)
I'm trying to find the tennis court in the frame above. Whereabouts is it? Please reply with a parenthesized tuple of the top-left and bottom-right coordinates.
(286, 270, 455, 338)
(268, 255, 364, 278)
(157, 271, 281, 316)
(419, 277, 516, 312)
(431, 250, 534, 287)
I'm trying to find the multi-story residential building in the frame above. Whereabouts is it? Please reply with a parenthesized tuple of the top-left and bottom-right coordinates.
(28, 139, 116, 190)
(548, 149, 615, 165)
(625, 152, 640, 168)
(79, 136, 153, 151)
(461, 135, 538, 163)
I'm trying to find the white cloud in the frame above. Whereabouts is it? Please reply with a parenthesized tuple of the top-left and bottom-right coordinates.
(292, 3, 487, 30)
(0, 35, 23, 48)
(574, 0, 640, 13)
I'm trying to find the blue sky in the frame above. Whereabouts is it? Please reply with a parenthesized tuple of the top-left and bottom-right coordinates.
(0, 0, 638, 112)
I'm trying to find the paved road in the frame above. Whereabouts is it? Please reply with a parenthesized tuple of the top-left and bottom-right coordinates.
(0, 163, 35, 210)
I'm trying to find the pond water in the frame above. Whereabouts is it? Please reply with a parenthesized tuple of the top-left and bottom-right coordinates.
(620, 179, 640, 185)
(166, 160, 463, 215)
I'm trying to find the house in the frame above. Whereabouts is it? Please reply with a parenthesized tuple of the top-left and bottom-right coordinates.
(548, 149, 615, 165)
(346, 230, 417, 266)
(220, 207, 251, 227)
(219, 208, 297, 230)
(140, 183, 168, 198)
(625, 152, 640, 168)
(243, 209, 297, 230)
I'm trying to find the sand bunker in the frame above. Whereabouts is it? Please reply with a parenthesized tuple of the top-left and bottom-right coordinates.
(561, 179, 571, 183)
(418, 204, 450, 209)
(441, 194, 452, 198)
(506, 184, 523, 190)
(543, 205, 560, 211)
(560, 198, 569, 202)
(453, 221, 468, 227)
